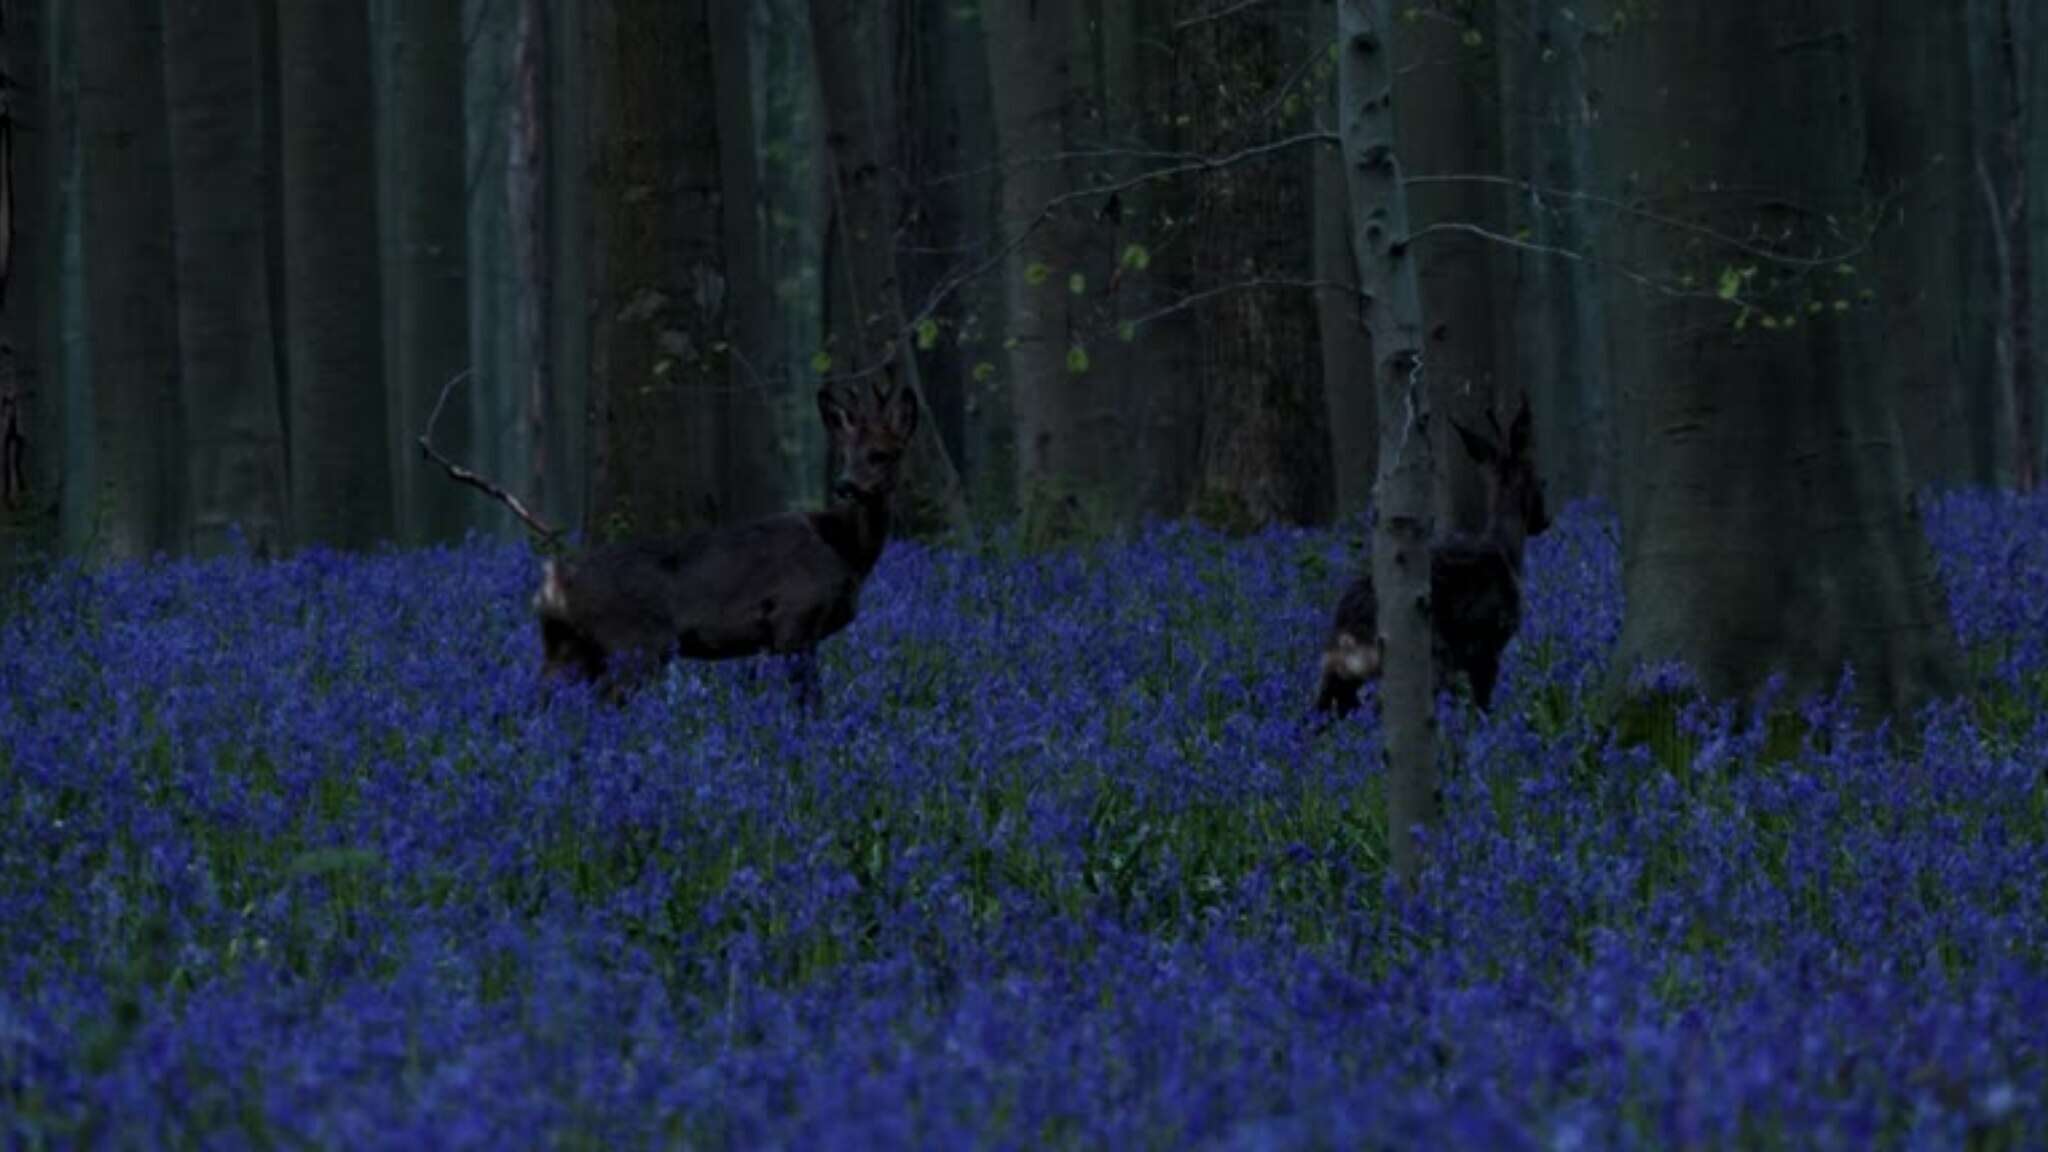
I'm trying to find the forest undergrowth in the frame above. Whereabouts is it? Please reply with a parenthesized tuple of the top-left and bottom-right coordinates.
(2, 492, 2045, 1148)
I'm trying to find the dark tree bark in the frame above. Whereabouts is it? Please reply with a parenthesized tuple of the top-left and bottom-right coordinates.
(981, 0, 1103, 533)
(1182, 1, 1334, 533)
(1395, 0, 1505, 534)
(710, 0, 786, 522)
(582, 0, 724, 540)
(1496, 0, 1611, 507)
(380, 0, 471, 543)
(1611, 0, 1962, 718)
(809, 0, 968, 534)
(76, 0, 183, 558)
(163, 0, 288, 557)
(547, 0, 589, 532)
(277, 0, 391, 549)
(1340, 0, 1437, 887)
(1316, 107, 1378, 522)
(0, 0, 59, 576)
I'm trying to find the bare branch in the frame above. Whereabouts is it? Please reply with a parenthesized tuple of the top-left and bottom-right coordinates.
(1118, 277, 1361, 336)
(417, 369, 563, 542)
(1176, 0, 1273, 32)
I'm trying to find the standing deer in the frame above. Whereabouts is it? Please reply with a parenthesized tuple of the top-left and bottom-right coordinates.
(519, 364, 919, 706)
(1314, 395, 1551, 718)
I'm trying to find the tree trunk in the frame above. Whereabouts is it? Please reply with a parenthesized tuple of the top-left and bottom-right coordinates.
(2026, 0, 2048, 486)
(75, 0, 183, 558)
(1395, 0, 1504, 534)
(1182, 3, 1334, 533)
(277, 0, 391, 549)
(1496, 0, 1611, 507)
(980, 0, 1098, 534)
(710, 0, 785, 522)
(0, 0, 59, 578)
(808, 0, 968, 534)
(581, 0, 724, 540)
(1340, 0, 1437, 888)
(380, 0, 471, 544)
(1315, 109, 1378, 522)
(163, 0, 288, 558)
(1611, 0, 1962, 718)
(547, 0, 591, 533)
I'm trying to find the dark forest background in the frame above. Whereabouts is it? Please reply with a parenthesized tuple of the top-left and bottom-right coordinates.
(0, 0, 2038, 714)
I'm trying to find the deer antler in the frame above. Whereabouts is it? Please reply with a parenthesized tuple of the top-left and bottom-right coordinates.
(417, 369, 564, 543)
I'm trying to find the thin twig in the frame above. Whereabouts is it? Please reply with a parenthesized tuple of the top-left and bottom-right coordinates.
(417, 369, 563, 542)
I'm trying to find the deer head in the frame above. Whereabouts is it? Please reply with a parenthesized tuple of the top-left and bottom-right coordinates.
(820, 361, 919, 504)
(1451, 394, 1550, 554)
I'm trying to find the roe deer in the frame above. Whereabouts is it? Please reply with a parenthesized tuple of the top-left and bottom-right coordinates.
(531, 364, 919, 706)
(1314, 395, 1551, 718)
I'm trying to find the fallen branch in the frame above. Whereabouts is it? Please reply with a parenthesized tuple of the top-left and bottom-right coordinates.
(416, 369, 563, 543)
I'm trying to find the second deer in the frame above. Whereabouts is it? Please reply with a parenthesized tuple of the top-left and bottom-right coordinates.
(531, 362, 920, 707)
(1314, 396, 1551, 718)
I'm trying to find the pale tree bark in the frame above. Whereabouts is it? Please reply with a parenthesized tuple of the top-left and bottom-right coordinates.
(980, 0, 1100, 534)
(163, 0, 287, 557)
(1340, 0, 1437, 887)
(710, 0, 786, 522)
(509, 0, 549, 522)
(809, 0, 968, 534)
(1395, 0, 1504, 534)
(1495, 0, 1610, 506)
(76, 0, 183, 558)
(379, 0, 471, 544)
(581, 0, 723, 540)
(1611, 0, 1962, 718)
(278, 0, 391, 549)
(1183, 1, 1334, 533)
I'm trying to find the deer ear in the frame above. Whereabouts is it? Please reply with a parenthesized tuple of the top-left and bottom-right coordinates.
(885, 383, 919, 439)
(1452, 420, 1496, 465)
(1508, 397, 1533, 457)
(817, 387, 854, 436)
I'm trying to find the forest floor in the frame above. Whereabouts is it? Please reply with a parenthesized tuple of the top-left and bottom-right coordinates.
(2, 493, 2045, 1147)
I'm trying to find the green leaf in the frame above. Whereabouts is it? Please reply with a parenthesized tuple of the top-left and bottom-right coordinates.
(1066, 344, 1091, 374)
(915, 317, 940, 350)
(1118, 321, 1138, 343)
(1069, 272, 1087, 296)
(1715, 267, 1743, 301)
(1024, 261, 1052, 286)
(1461, 28, 1484, 47)
(1120, 244, 1152, 272)
(810, 351, 834, 374)
(972, 361, 997, 383)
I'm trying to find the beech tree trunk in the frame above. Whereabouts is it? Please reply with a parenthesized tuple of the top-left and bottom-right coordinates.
(277, 0, 391, 549)
(163, 0, 287, 557)
(380, 0, 471, 543)
(1611, 0, 1962, 718)
(0, 0, 58, 577)
(76, 0, 183, 558)
(582, 0, 724, 540)
(1340, 0, 1437, 887)
(981, 0, 1098, 533)
(808, 0, 968, 534)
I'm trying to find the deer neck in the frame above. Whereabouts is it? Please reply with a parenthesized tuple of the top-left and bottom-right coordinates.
(809, 488, 893, 577)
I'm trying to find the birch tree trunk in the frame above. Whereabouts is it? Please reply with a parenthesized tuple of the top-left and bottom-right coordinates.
(1339, 0, 1437, 887)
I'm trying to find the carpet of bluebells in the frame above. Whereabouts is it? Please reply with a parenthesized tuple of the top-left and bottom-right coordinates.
(2, 492, 2046, 1149)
